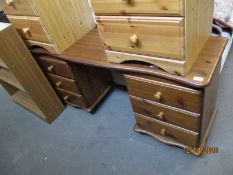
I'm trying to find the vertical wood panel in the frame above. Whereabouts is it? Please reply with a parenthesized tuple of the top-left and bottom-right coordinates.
(33, 0, 96, 53)
(0, 23, 64, 123)
(185, 0, 214, 74)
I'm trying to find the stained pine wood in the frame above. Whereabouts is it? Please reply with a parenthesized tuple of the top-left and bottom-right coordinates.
(126, 49, 222, 154)
(185, 0, 215, 74)
(70, 64, 113, 108)
(106, 50, 185, 76)
(94, 0, 214, 76)
(97, 16, 185, 60)
(135, 113, 199, 147)
(130, 96, 200, 132)
(91, 0, 184, 16)
(200, 62, 220, 143)
(7, 15, 52, 44)
(36, 55, 112, 112)
(1, 0, 37, 16)
(31, 29, 227, 88)
(31, 26, 226, 154)
(47, 73, 81, 95)
(33, 0, 96, 53)
(37, 56, 75, 79)
(56, 88, 88, 108)
(1, 0, 96, 54)
(125, 74, 202, 114)
(0, 23, 64, 123)
(25, 40, 56, 54)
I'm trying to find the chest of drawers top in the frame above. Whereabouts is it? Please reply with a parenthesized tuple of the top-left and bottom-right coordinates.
(91, 0, 215, 76)
(1, 0, 96, 54)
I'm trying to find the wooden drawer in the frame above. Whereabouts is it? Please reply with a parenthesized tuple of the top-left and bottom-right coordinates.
(47, 73, 81, 95)
(37, 57, 74, 79)
(125, 75, 202, 114)
(1, 0, 37, 16)
(57, 88, 87, 108)
(97, 16, 185, 60)
(130, 96, 200, 132)
(91, 0, 184, 16)
(7, 16, 52, 44)
(135, 113, 199, 147)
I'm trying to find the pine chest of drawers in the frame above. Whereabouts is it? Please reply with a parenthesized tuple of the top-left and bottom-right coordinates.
(124, 55, 221, 155)
(1, 0, 95, 54)
(91, 0, 214, 76)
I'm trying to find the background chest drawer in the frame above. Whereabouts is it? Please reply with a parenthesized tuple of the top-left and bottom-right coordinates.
(1, 0, 37, 16)
(135, 113, 199, 147)
(56, 88, 87, 108)
(47, 74, 81, 95)
(37, 57, 75, 79)
(7, 16, 52, 44)
(97, 16, 184, 60)
(91, 0, 184, 16)
(130, 96, 200, 132)
(125, 75, 202, 114)
(1, 0, 96, 54)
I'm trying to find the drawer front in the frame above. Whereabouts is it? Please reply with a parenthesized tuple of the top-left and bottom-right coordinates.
(97, 16, 185, 60)
(57, 88, 87, 108)
(47, 73, 81, 95)
(130, 96, 200, 132)
(135, 113, 199, 147)
(92, 0, 184, 16)
(37, 57, 74, 79)
(125, 75, 202, 114)
(7, 16, 53, 44)
(1, 0, 37, 16)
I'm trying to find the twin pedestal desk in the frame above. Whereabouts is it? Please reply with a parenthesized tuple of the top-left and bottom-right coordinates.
(31, 28, 227, 155)
(0, 26, 227, 156)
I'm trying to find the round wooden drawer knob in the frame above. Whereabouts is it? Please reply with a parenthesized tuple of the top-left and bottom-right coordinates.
(63, 96, 69, 101)
(22, 27, 30, 35)
(154, 91, 162, 101)
(47, 65, 54, 71)
(157, 112, 164, 120)
(6, 0, 14, 6)
(160, 128, 166, 136)
(56, 81, 62, 87)
(129, 34, 138, 45)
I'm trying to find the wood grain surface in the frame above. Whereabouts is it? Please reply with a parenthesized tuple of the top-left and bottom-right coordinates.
(7, 15, 53, 44)
(125, 74, 202, 113)
(1, 0, 37, 16)
(31, 28, 227, 88)
(130, 96, 200, 132)
(135, 113, 199, 147)
(91, 0, 184, 16)
(0, 23, 64, 123)
(47, 73, 81, 95)
(33, 0, 96, 53)
(96, 16, 185, 60)
(37, 56, 75, 79)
